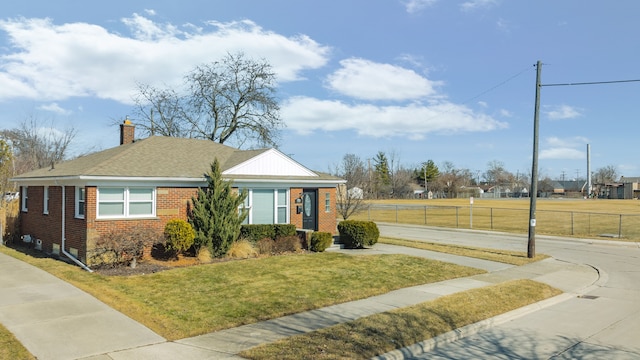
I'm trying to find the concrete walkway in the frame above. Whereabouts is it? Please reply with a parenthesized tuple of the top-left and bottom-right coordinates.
(0, 243, 600, 360)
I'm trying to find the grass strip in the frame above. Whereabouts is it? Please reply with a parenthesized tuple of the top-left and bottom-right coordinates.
(380, 237, 548, 265)
(240, 279, 561, 360)
(0, 323, 34, 360)
(0, 247, 484, 340)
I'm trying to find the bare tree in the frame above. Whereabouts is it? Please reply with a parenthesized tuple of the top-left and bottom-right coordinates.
(332, 154, 369, 220)
(1, 117, 76, 173)
(593, 165, 618, 183)
(0, 140, 14, 195)
(132, 52, 283, 149)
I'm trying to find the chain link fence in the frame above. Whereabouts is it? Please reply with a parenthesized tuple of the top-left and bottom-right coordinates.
(351, 204, 640, 241)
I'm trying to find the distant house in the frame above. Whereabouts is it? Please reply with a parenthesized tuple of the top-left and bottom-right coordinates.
(11, 121, 344, 267)
(620, 176, 640, 199)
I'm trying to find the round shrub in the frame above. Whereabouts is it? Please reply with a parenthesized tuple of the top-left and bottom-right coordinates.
(310, 232, 333, 252)
(337, 220, 379, 249)
(164, 219, 196, 255)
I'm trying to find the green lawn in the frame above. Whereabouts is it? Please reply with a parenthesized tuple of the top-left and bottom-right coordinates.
(241, 279, 561, 359)
(0, 246, 484, 340)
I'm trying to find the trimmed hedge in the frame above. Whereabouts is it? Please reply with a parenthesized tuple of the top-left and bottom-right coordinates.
(240, 224, 297, 242)
(337, 220, 379, 249)
(274, 224, 297, 238)
(310, 232, 333, 252)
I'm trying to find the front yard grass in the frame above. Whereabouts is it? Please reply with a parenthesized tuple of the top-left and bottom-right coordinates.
(0, 247, 484, 340)
(240, 279, 561, 359)
(380, 237, 549, 265)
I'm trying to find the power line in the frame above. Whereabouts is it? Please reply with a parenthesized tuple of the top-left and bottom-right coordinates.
(542, 79, 640, 87)
(461, 65, 533, 105)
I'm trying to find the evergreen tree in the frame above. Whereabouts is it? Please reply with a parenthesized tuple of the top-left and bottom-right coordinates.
(189, 159, 248, 257)
(415, 159, 440, 185)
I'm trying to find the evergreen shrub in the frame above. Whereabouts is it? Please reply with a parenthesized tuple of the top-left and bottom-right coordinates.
(163, 219, 195, 255)
(310, 232, 333, 252)
(273, 224, 297, 238)
(240, 224, 276, 242)
(337, 220, 379, 249)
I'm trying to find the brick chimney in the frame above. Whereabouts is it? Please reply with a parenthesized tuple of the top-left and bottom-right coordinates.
(120, 118, 135, 145)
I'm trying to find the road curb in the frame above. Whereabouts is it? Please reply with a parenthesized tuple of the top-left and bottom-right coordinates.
(372, 292, 576, 360)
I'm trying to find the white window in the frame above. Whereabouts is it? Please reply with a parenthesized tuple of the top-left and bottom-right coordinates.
(75, 187, 85, 219)
(97, 187, 155, 218)
(325, 192, 331, 213)
(43, 186, 49, 214)
(240, 189, 251, 224)
(277, 189, 287, 224)
(244, 189, 289, 224)
(21, 186, 28, 212)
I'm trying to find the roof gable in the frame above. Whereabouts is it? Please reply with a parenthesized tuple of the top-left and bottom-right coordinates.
(223, 148, 317, 177)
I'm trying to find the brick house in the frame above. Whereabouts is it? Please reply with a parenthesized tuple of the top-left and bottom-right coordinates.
(11, 121, 344, 268)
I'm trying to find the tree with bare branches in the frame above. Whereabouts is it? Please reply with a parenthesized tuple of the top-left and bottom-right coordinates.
(0, 118, 76, 174)
(332, 154, 369, 219)
(132, 52, 283, 148)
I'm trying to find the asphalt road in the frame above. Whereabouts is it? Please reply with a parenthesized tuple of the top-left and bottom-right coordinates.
(377, 223, 640, 359)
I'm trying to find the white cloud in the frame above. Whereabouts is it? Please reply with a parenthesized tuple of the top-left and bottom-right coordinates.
(544, 104, 583, 120)
(0, 16, 330, 104)
(38, 102, 72, 115)
(540, 136, 588, 159)
(540, 147, 584, 160)
(403, 0, 439, 14)
(460, 0, 499, 12)
(325, 58, 442, 101)
(499, 109, 512, 117)
(282, 96, 507, 138)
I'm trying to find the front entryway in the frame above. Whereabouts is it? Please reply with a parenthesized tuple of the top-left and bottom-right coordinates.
(302, 189, 317, 230)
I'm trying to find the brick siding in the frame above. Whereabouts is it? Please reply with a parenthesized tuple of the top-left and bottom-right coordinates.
(21, 184, 338, 265)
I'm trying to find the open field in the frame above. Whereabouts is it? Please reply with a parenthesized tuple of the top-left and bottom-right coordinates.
(350, 198, 640, 241)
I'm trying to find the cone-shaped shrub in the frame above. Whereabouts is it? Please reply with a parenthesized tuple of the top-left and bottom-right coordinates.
(189, 159, 248, 257)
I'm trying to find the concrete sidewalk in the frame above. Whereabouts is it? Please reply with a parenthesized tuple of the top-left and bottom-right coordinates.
(0, 244, 600, 360)
(0, 251, 165, 360)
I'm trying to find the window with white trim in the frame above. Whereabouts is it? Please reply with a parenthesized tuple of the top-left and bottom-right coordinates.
(243, 188, 289, 225)
(324, 192, 331, 213)
(75, 187, 85, 219)
(97, 187, 155, 218)
(277, 189, 287, 224)
(43, 186, 49, 214)
(21, 186, 28, 212)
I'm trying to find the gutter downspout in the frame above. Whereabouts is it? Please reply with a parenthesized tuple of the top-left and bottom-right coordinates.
(60, 185, 93, 272)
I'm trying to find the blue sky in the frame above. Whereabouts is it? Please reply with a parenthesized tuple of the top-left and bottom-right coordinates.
(1, 1, 638, 180)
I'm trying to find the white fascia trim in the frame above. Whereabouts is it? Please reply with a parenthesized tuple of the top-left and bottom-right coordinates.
(231, 178, 345, 188)
(12, 175, 345, 188)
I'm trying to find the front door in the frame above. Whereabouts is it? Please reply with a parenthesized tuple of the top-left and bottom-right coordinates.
(302, 189, 317, 230)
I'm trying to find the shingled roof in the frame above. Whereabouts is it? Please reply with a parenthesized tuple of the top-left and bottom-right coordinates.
(12, 136, 338, 182)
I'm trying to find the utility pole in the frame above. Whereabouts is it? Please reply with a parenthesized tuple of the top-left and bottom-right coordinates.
(528, 60, 542, 258)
